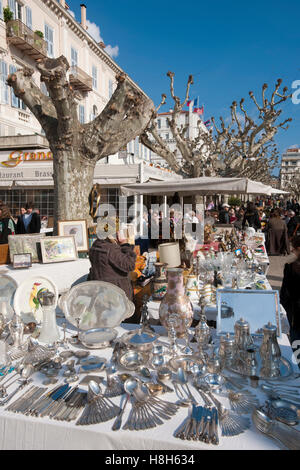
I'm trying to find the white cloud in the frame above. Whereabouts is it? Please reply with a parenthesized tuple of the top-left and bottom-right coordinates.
(67, 15, 119, 58)
(86, 19, 103, 43)
(105, 45, 119, 58)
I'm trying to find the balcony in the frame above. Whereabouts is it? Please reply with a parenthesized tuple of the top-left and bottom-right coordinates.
(69, 65, 93, 92)
(6, 20, 47, 60)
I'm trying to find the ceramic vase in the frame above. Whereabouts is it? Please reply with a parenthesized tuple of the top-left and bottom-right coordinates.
(152, 262, 168, 300)
(185, 274, 199, 301)
(159, 268, 193, 337)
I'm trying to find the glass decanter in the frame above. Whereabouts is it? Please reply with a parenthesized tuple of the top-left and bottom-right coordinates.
(38, 290, 61, 345)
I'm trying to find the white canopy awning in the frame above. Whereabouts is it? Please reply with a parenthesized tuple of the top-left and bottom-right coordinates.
(268, 187, 290, 195)
(121, 176, 275, 197)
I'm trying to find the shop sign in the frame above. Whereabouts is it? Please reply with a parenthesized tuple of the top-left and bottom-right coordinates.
(0, 150, 53, 168)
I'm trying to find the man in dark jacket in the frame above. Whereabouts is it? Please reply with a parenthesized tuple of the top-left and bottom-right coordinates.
(16, 202, 41, 234)
(280, 236, 300, 354)
(218, 204, 230, 224)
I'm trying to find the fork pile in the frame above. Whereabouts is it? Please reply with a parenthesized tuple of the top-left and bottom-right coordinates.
(123, 396, 178, 430)
(174, 404, 219, 444)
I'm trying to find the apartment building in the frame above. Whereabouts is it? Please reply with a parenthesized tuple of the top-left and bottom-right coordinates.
(0, 0, 180, 218)
(280, 148, 300, 189)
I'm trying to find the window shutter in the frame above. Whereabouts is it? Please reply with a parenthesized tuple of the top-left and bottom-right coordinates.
(8, 0, 16, 19)
(25, 6, 32, 29)
(0, 60, 9, 104)
(9, 65, 19, 108)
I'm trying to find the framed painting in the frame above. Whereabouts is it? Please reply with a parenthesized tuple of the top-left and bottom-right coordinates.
(40, 236, 78, 264)
(8, 233, 45, 263)
(58, 220, 88, 252)
(13, 253, 32, 269)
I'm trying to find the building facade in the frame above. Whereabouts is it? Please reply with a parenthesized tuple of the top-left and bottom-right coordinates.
(280, 148, 300, 189)
(149, 108, 209, 168)
(0, 0, 180, 218)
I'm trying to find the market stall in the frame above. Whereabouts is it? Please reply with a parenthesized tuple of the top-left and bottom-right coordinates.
(0, 322, 298, 451)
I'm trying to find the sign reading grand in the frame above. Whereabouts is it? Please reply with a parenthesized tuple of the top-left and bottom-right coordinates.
(0, 150, 53, 168)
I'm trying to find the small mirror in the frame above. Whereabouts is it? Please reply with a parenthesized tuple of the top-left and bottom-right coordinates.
(217, 289, 281, 337)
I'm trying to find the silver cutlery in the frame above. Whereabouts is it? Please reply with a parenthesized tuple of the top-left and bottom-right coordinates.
(252, 407, 300, 450)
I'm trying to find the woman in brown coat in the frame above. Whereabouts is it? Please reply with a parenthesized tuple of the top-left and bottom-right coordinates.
(88, 216, 136, 300)
(266, 208, 290, 255)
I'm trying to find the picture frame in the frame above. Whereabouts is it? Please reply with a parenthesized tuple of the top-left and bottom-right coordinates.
(13, 253, 32, 269)
(58, 220, 89, 252)
(40, 236, 78, 264)
(8, 233, 46, 263)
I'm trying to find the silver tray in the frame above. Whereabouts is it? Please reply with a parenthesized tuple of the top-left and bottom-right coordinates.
(61, 281, 135, 330)
(79, 328, 118, 349)
(228, 356, 293, 380)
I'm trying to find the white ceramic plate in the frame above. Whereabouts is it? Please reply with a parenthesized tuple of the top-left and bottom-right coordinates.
(13, 275, 58, 324)
(0, 274, 18, 320)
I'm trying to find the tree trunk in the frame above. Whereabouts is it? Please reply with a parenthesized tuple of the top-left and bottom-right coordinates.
(52, 149, 96, 233)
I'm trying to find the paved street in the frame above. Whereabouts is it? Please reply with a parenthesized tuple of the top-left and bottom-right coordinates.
(267, 253, 296, 292)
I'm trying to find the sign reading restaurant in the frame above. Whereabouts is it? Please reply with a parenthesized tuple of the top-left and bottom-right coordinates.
(0, 149, 53, 168)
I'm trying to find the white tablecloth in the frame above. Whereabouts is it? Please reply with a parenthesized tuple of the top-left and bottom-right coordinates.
(0, 323, 298, 450)
(0, 259, 91, 295)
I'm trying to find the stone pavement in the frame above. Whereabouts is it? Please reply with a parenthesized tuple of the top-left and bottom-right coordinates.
(267, 253, 296, 292)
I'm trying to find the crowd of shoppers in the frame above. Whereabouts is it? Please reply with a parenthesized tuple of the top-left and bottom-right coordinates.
(0, 201, 41, 244)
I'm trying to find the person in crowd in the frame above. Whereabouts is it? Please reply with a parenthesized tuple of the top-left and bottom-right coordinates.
(233, 208, 245, 230)
(88, 215, 136, 300)
(265, 208, 290, 255)
(291, 199, 299, 215)
(287, 211, 300, 239)
(280, 235, 300, 350)
(258, 208, 266, 222)
(135, 212, 149, 254)
(16, 202, 41, 234)
(228, 208, 237, 224)
(206, 199, 214, 211)
(0, 205, 15, 244)
(218, 204, 230, 224)
(242, 202, 261, 230)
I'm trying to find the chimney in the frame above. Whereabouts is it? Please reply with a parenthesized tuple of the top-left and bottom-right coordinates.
(80, 4, 87, 30)
(59, 0, 66, 7)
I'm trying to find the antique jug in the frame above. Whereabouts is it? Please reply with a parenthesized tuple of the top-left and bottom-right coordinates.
(159, 268, 193, 337)
(8, 315, 24, 349)
(38, 290, 61, 345)
(152, 262, 168, 300)
(260, 322, 281, 378)
(219, 332, 235, 368)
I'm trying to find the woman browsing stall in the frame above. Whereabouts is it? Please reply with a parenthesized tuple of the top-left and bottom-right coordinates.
(88, 216, 136, 300)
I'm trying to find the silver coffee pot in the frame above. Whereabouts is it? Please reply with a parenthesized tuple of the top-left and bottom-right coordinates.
(219, 332, 235, 368)
(260, 322, 281, 378)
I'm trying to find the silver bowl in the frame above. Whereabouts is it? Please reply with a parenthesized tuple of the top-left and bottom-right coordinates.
(204, 373, 225, 390)
(119, 350, 149, 371)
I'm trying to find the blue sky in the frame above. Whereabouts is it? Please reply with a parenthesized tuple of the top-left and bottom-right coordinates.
(69, 0, 300, 174)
